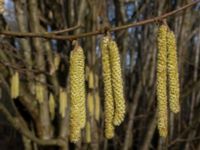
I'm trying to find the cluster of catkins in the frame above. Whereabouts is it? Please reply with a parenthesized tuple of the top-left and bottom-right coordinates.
(9, 37, 126, 143)
(157, 24, 180, 138)
(100, 36, 126, 139)
(9, 24, 180, 142)
(69, 38, 126, 142)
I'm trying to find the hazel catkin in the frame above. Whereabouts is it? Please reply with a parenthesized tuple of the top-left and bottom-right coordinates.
(69, 45, 86, 142)
(108, 40, 126, 126)
(88, 70, 95, 89)
(35, 82, 44, 103)
(156, 25, 168, 137)
(49, 92, 55, 120)
(53, 53, 61, 70)
(11, 71, 20, 99)
(100, 36, 115, 139)
(87, 92, 94, 117)
(167, 30, 180, 113)
(94, 91, 100, 122)
(85, 121, 91, 143)
(59, 87, 67, 118)
(77, 46, 86, 129)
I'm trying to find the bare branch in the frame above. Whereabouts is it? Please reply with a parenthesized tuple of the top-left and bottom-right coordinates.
(48, 24, 81, 35)
(0, 0, 199, 40)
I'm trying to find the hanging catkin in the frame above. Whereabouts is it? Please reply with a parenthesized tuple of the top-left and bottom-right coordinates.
(87, 92, 94, 117)
(85, 121, 91, 143)
(69, 44, 86, 142)
(157, 25, 168, 137)
(88, 70, 95, 89)
(35, 82, 44, 103)
(88, 69, 99, 89)
(100, 36, 115, 139)
(108, 40, 126, 126)
(78, 46, 86, 129)
(49, 92, 55, 120)
(94, 91, 100, 122)
(11, 71, 20, 99)
(53, 53, 61, 70)
(59, 87, 67, 118)
(167, 30, 180, 113)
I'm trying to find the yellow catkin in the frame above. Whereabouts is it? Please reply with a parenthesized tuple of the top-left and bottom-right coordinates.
(108, 40, 126, 126)
(157, 25, 168, 137)
(0, 0, 4, 14)
(49, 93, 55, 120)
(100, 36, 115, 139)
(167, 31, 180, 113)
(54, 53, 61, 70)
(35, 82, 44, 103)
(15, 72, 20, 99)
(88, 70, 94, 89)
(94, 91, 100, 122)
(59, 87, 67, 118)
(77, 46, 86, 129)
(11, 71, 20, 99)
(88, 70, 99, 89)
(85, 121, 91, 143)
(87, 92, 94, 117)
(69, 45, 86, 142)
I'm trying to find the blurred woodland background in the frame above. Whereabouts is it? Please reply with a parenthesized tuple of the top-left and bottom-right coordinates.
(0, 0, 200, 150)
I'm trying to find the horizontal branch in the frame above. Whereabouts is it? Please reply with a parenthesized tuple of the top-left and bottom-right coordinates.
(0, 103, 67, 148)
(0, 60, 55, 86)
(0, 0, 199, 41)
(0, 60, 50, 75)
(47, 24, 81, 35)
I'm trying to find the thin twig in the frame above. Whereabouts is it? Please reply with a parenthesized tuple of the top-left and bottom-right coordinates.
(0, 61, 55, 89)
(0, 60, 50, 75)
(0, 0, 199, 41)
(47, 24, 81, 35)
